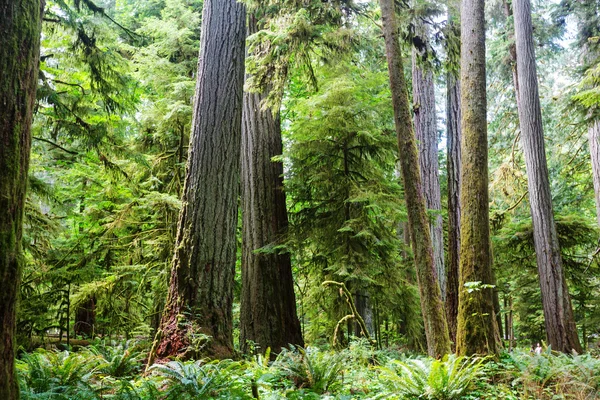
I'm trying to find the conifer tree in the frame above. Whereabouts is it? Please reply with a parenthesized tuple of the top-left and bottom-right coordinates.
(455, 0, 499, 356)
(380, 0, 451, 357)
(0, 0, 44, 397)
(150, 0, 246, 360)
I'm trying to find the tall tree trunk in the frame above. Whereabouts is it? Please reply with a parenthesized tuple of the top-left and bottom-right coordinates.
(513, 0, 582, 353)
(445, 45, 461, 346)
(456, 0, 499, 356)
(380, 0, 451, 358)
(589, 120, 600, 229)
(445, 2, 461, 345)
(150, 0, 246, 361)
(239, 15, 304, 356)
(0, 0, 44, 397)
(412, 23, 446, 301)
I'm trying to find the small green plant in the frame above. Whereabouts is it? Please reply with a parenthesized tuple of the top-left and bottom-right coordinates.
(87, 340, 144, 378)
(378, 354, 486, 399)
(273, 346, 344, 394)
(148, 359, 250, 399)
(17, 349, 100, 399)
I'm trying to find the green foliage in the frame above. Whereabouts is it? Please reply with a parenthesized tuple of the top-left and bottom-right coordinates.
(17, 349, 100, 399)
(273, 346, 344, 394)
(493, 215, 600, 345)
(88, 340, 144, 378)
(148, 359, 250, 399)
(377, 355, 486, 400)
(15, 345, 600, 399)
(485, 350, 600, 399)
(285, 62, 422, 347)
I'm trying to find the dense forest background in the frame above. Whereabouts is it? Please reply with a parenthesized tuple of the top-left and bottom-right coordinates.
(2, 0, 600, 398)
(19, 0, 599, 351)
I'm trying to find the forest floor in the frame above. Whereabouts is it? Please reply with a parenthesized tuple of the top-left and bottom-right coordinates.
(15, 338, 600, 399)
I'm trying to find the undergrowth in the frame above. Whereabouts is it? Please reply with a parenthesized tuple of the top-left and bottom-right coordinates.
(15, 340, 600, 399)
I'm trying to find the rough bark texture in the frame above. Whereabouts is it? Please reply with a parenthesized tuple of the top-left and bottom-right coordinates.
(456, 0, 499, 356)
(412, 24, 446, 301)
(513, 0, 582, 353)
(0, 1, 44, 397)
(445, 58, 461, 346)
(380, 0, 451, 358)
(152, 0, 246, 360)
(239, 15, 304, 356)
(589, 120, 600, 229)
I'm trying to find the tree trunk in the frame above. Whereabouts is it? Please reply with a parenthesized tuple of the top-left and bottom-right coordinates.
(445, 4, 461, 345)
(513, 0, 582, 353)
(150, 0, 246, 361)
(589, 120, 600, 229)
(412, 24, 446, 301)
(446, 69, 461, 346)
(353, 291, 374, 337)
(0, 0, 44, 397)
(380, 0, 451, 358)
(456, 0, 499, 356)
(239, 15, 304, 356)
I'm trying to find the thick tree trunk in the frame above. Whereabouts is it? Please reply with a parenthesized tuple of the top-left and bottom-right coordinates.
(380, 0, 451, 358)
(513, 0, 582, 353)
(150, 0, 246, 361)
(239, 15, 304, 356)
(0, 1, 44, 397)
(412, 24, 446, 301)
(456, 0, 499, 356)
(589, 120, 600, 229)
(446, 66, 461, 346)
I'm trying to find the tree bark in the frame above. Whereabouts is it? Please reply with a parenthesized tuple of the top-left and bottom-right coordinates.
(380, 0, 451, 358)
(589, 120, 600, 230)
(445, 36, 461, 346)
(239, 15, 304, 356)
(456, 0, 499, 356)
(0, 0, 44, 397)
(412, 23, 446, 301)
(513, 0, 582, 353)
(151, 0, 246, 360)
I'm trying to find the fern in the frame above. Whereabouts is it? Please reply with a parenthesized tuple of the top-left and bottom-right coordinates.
(378, 354, 486, 400)
(148, 359, 250, 399)
(274, 346, 344, 394)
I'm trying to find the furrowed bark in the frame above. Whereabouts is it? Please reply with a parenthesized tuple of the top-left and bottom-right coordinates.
(456, 0, 499, 356)
(412, 22, 446, 301)
(380, 0, 451, 358)
(239, 15, 303, 356)
(151, 0, 246, 361)
(445, 9, 461, 343)
(0, 0, 44, 397)
(513, 0, 582, 353)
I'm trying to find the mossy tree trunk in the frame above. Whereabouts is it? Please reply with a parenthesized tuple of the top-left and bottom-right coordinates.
(445, 3, 461, 344)
(151, 0, 246, 360)
(239, 14, 304, 356)
(456, 0, 499, 356)
(0, 0, 44, 397)
(380, 0, 451, 358)
(412, 22, 446, 301)
(513, 0, 582, 353)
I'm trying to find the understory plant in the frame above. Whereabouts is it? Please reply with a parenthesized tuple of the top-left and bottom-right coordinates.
(376, 354, 487, 399)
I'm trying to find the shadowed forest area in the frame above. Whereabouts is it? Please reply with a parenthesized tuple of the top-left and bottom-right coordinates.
(1, 0, 600, 398)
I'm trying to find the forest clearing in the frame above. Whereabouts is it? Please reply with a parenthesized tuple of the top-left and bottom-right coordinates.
(1, 0, 600, 398)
